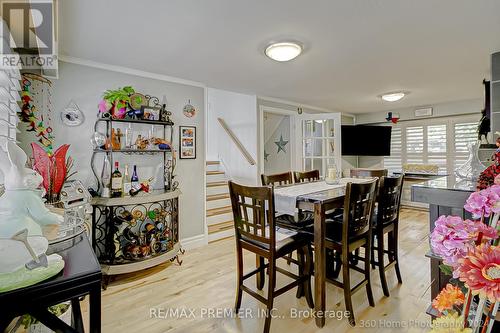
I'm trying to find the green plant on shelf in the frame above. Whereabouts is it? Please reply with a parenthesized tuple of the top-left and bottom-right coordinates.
(103, 86, 135, 110)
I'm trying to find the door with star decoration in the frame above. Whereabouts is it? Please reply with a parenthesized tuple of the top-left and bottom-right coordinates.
(294, 113, 342, 178)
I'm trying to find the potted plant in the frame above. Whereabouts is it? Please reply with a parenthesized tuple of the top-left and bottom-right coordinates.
(21, 302, 71, 333)
(100, 86, 135, 119)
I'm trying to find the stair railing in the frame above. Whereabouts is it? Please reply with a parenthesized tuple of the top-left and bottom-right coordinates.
(217, 118, 256, 166)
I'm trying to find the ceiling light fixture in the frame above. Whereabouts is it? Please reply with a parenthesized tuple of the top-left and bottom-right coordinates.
(265, 42, 302, 62)
(380, 92, 407, 102)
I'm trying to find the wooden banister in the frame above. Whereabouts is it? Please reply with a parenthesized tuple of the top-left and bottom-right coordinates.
(217, 117, 256, 166)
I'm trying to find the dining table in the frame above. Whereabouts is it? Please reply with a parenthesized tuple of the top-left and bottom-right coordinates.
(273, 180, 349, 328)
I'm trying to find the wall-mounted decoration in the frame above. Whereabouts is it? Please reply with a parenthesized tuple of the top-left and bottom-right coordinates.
(182, 100, 197, 118)
(19, 73, 54, 153)
(274, 134, 288, 154)
(385, 112, 400, 124)
(179, 126, 196, 159)
(60, 100, 85, 127)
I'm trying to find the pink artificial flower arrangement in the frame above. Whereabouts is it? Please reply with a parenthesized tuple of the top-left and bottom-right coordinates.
(430, 215, 498, 273)
(464, 185, 500, 217)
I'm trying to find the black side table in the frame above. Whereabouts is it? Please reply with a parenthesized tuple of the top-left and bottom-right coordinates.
(0, 233, 102, 333)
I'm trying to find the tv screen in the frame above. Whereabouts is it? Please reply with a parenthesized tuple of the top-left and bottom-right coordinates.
(341, 125, 392, 156)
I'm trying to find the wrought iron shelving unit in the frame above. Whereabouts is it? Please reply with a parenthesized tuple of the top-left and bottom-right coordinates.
(90, 113, 182, 288)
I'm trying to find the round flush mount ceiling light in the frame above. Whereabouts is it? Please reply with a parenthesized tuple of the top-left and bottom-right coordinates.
(380, 91, 408, 102)
(265, 42, 302, 62)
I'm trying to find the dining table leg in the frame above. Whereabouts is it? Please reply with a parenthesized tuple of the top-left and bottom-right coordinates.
(314, 202, 326, 328)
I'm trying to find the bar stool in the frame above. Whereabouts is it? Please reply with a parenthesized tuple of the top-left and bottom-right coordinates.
(228, 181, 314, 333)
(310, 180, 378, 326)
(371, 175, 404, 297)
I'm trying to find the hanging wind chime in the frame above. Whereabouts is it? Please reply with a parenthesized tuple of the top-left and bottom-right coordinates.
(19, 73, 55, 154)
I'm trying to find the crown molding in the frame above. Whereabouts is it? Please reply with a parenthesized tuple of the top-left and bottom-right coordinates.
(58, 55, 206, 88)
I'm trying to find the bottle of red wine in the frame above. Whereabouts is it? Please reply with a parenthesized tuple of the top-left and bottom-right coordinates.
(131, 165, 139, 189)
(111, 161, 123, 197)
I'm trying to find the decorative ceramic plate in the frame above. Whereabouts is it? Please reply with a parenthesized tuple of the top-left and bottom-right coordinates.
(183, 100, 196, 118)
(130, 93, 147, 110)
(61, 101, 85, 126)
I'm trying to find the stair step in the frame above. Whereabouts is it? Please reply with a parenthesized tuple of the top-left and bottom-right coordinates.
(208, 220, 234, 234)
(206, 161, 220, 165)
(206, 181, 227, 188)
(207, 205, 232, 217)
(206, 171, 225, 175)
(207, 193, 230, 201)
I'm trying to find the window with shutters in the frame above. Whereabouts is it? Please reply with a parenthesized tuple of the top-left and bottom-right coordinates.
(453, 122, 479, 169)
(382, 114, 479, 174)
(406, 126, 424, 164)
(383, 127, 402, 173)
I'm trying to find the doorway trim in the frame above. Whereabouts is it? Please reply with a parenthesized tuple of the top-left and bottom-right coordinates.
(258, 105, 297, 176)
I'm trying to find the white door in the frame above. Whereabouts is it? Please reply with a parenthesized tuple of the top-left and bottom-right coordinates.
(294, 113, 342, 178)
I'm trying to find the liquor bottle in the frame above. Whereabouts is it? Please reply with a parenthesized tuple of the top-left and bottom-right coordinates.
(123, 164, 132, 196)
(111, 161, 123, 197)
(129, 176, 155, 197)
(125, 124, 133, 149)
(131, 165, 139, 189)
(100, 154, 111, 198)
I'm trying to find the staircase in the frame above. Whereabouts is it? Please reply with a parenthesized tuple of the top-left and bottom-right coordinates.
(206, 161, 234, 242)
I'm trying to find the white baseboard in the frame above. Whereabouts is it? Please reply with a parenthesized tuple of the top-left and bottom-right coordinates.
(208, 228, 234, 243)
(180, 234, 207, 250)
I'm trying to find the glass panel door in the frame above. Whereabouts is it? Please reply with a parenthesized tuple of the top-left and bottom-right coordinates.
(295, 113, 341, 178)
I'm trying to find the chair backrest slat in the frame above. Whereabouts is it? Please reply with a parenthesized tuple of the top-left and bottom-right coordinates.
(294, 170, 320, 183)
(343, 180, 378, 241)
(350, 168, 387, 178)
(261, 172, 293, 186)
(229, 181, 276, 249)
(377, 175, 404, 226)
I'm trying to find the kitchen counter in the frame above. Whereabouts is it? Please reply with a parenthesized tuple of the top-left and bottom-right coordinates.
(411, 175, 475, 304)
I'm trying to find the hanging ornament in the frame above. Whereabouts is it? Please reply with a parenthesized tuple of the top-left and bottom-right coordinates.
(182, 99, 197, 118)
(60, 100, 85, 126)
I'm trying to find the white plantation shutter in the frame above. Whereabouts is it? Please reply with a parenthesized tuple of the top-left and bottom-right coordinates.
(381, 115, 478, 174)
(405, 126, 424, 164)
(453, 122, 479, 168)
(384, 127, 402, 173)
(427, 124, 447, 172)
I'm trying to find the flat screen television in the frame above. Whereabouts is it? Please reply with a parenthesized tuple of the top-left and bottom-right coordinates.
(341, 125, 392, 156)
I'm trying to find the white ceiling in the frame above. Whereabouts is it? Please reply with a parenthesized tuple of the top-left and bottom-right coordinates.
(59, 0, 500, 113)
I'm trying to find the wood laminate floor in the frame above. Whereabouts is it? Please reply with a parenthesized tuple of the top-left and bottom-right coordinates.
(84, 208, 432, 333)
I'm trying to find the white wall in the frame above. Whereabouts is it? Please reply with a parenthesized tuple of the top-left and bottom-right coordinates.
(264, 115, 291, 175)
(49, 61, 205, 241)
(207, 88, 258, 185)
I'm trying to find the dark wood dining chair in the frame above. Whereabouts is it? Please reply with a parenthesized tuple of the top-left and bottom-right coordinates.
(371, 175, 404, 297)
(293, 170, 320, 183)
(350, 168, 388, 178)
(319, 180, 378, 326)
(228, 181, 314, 333)
(260, 171, 293, 187)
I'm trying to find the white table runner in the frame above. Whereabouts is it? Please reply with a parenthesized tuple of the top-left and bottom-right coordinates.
(273, 178, 375, 216)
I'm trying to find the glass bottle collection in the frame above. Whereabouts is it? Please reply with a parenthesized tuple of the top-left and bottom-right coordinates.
(101, 161, 143, 198)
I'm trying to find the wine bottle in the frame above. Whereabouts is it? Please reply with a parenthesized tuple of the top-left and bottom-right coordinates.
(131, 165, 139, 189)
(123, 164, 132, 196)
(111, 161, 123, 197)
(101, 154, 111, 198)
(129, 176, 155, 197)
